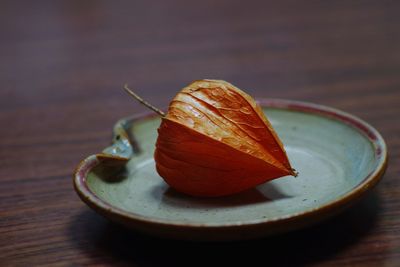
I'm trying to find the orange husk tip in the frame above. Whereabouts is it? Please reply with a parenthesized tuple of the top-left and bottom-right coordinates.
(152, 79, 297, 197)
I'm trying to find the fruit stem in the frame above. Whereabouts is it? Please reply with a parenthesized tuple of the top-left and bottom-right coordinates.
(123, 84, 166, 117)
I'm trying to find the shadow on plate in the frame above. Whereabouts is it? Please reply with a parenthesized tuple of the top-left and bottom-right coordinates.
(151, 182, 292, 208)
(92, 162, 128, 183)
(68, 188, 382, 266)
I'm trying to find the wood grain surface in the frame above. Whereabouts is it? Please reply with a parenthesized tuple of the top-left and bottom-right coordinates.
(1, 1, 399, 266)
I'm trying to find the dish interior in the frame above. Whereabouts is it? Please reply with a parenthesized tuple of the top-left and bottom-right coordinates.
(86, 107, 377, 225)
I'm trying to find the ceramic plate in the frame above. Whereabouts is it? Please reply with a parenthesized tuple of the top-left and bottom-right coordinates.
(74, 99, 387, 241)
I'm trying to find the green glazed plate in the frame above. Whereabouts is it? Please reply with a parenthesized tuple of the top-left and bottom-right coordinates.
(74, 99, 387, 241)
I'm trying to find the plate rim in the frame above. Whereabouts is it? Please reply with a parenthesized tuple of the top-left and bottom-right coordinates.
(73, 99, 388, 233)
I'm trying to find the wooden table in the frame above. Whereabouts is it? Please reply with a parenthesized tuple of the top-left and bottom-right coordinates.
(1, 1, 399, 266)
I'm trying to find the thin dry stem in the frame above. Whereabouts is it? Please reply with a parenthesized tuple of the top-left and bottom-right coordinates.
(123, 84, 165, 117)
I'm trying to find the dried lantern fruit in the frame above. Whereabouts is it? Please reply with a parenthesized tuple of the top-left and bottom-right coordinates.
(124, 79, 297, 197)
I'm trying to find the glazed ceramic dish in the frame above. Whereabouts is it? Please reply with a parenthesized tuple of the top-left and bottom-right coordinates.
(74, 99, 387, 241)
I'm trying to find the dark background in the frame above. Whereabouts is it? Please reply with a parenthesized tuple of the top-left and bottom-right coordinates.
(1, 1, 399, 266)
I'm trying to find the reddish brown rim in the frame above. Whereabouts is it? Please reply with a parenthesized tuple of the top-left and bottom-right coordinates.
(73, 99, 388, 233)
